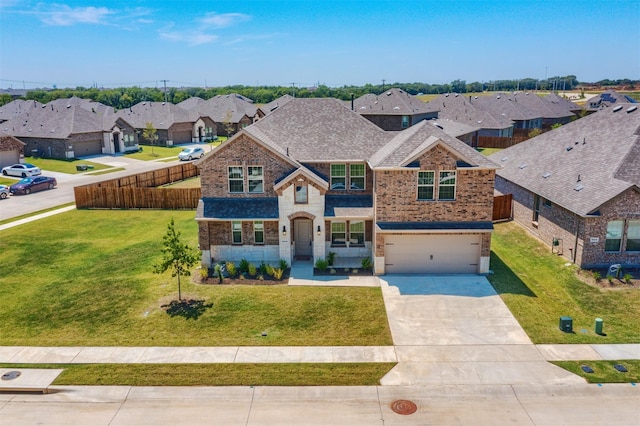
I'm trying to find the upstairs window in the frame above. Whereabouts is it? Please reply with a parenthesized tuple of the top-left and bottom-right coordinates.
(349, 221, 365, 246)
(295, 185, 308, 204)
(254, 221, 264, 244)
(401, 115, 409, 128)
(438, 171, 456, 200)
(248, 166, 264, 193)
(605, 220, 623, 252)
(350, 164, 365, 190)
(417, 171, 435, 201)
(228, 166, 244, 193)
(626, 221, 640, 252)
(330, 164, 346, 190)
(232, 221, 242, 244)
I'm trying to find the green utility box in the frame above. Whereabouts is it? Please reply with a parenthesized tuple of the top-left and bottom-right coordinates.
(559, 316, 573, 333)
(595, 318, 604, 335)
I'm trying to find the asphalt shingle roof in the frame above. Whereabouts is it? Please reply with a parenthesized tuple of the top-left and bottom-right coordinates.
(324, 194, 373, 217)
(0, 99, 44, 122)
(425, 94, 514, 130)
(116, 101, 195, 129)
(488, 104, 640, 216)
(200, 197, 279, 219)
(353, 88, 438, 116)
(180, 94, 258, 123)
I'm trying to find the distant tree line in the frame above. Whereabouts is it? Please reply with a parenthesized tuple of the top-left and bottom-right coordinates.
(1, 76, 637, 108)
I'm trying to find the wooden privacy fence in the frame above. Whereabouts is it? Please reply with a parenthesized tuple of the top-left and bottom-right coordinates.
(493, 193, 513, 222)
(75, 163, 200, 209)
(477, 136, 529, 149)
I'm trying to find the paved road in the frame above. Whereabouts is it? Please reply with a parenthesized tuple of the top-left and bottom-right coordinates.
(0, 149, 200, 222)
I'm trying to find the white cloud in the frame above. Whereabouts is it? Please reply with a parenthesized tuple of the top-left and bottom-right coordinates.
(38, 4, 113, 26)
(200, 12, 250, 28)
(159, 29, 219, 46)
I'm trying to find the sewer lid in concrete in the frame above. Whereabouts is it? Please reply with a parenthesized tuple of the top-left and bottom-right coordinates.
(391, 400, 417, 415)
(1, 371, 21, 381)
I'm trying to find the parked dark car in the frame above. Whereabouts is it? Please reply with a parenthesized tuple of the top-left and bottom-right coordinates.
(9, 176, 57, 195)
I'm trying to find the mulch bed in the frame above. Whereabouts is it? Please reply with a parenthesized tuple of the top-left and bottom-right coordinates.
(314, 267, 373, 277)
(197, 268, 291, 286)
(576, 267, 640, 290)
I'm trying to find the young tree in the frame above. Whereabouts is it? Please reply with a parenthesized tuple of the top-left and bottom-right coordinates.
(154, 218, 200, 301)
(142, 122, 158, 156)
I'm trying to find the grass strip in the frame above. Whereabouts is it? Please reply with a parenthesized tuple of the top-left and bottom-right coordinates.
(0, 202, 75, 226)
(0, 363, 396, 386)
(551, 360, 640, 383)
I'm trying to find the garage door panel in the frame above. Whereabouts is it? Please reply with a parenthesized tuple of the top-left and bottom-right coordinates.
(385, 234, 481, 274)
(74, 140, 102, 156)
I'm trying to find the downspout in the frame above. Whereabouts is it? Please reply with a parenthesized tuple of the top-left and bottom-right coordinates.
(572, 212, 580, 263)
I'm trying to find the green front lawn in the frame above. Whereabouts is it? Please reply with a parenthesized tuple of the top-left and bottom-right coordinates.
(551, 360, 640, 384)
(0, 210, 391, 347)
(489, 222, 640, 343)
(25, 158, 110, 174)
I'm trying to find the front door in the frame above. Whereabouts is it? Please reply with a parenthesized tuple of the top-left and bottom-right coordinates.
(294, 219, 312, 259)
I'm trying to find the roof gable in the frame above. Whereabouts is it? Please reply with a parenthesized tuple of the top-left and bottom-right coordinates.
(353, 88, 438, 116)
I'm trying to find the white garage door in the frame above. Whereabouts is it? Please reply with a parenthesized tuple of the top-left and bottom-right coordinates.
(384, 234, 481, 274)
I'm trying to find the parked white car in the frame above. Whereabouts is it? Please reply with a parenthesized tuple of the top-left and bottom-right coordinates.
(2, 163, 42, 177)
(178, 147, 205, 161)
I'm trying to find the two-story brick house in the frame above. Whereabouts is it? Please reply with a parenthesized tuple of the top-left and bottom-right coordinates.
(196, 98, 498, 274)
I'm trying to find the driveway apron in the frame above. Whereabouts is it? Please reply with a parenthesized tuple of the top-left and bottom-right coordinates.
(379, 274, 584, 385)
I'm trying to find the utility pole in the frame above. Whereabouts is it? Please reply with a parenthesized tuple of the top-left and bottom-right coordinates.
(382, 79, 386, 91)
(160, 79, 169, 102)
(290, 82, 296, 97)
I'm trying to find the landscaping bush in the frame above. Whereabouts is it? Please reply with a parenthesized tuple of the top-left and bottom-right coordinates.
(273, 268, 284, 280)
(279, 259, 288, 270)
(248, 263, 257, 277)
(327, 251, 336, 266)
(226, 261, 237, 278)
(623, 273, 633, 284)
(592, 271, 601, 281)
(239, 259, 250, 273)
(361, 257, 372, 270)
(315, 258, 328, 271)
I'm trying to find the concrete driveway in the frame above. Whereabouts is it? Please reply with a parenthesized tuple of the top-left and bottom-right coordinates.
(379, 274, 584, 385)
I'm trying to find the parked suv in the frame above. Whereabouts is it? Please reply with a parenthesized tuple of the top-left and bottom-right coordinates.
(178, 147, 205, 161)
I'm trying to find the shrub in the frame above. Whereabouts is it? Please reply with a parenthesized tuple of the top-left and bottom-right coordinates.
(259, 261, 269, 276)
(214, 264, 223, 284)
(329, 268, 336, 275)
(528, 128, 542, 138)
(273, 268, 284, 280)
(278, 259, 288, 270)
(265, 264, 274, 277)
(606, 275, 614, 284)
(327, 251, 336, 266)
(226, 261, 237, 278)
(623, 273, 633, 284)
(239, 259, 250, 273)
(592, 271, 601, 281)
(199, 265, 209, 281)
(257, 274, 264, 281)
(248, 263, 257, 277)
(315, 258, 328, 271)
(361, 257, 372, 270)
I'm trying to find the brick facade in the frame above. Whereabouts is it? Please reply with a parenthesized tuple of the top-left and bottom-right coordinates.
(199, 134, 295, 198)
(375, 146, 495, 223)
(496, 176, 640, 268)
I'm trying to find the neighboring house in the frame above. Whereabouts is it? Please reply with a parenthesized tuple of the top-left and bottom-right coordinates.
(352, 88, 438, 131)
(181, 94, 262, 137)
(196, 98, 498, 274)
(585, 90, 638, 112)
(258, 94, 295, 116)
(0, 133, 25, 168)
(428, 118, 480, 148)
(0, 99, 43, 123)
(425, 94, 515, 137)
(489, 104, 640, 269)
(2, 102, 138, 158)
(474, 93, 543, 133)
(116, 101, 209, 145)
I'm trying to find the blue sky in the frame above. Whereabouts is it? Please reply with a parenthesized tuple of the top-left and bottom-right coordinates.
(1, 0, 639, 89)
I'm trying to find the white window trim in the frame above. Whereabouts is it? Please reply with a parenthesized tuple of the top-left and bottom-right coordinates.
(437, 170, 457, 201)
(349, 163, 366, 191)
(330, 164, 346, 190)
(247, 165, 264, 194)
(605, 220, 623, 253)
(295, 184, 308, 204)
(331, 221, 347, 246)
(232, 221, 242, 245)
(254, 221, 264, 245)
(417, 170, 435, 201)
(228, 166, 244, 193)
(349, 220, 365, 246)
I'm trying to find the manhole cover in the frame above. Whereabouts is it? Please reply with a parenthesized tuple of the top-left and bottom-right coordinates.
(390, 399, 417, 415)
(1, 371, 21, 381)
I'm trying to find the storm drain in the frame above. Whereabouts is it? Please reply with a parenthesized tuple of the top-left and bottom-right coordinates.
(2, 371, 21, 380)
(390, 399, 417, 415)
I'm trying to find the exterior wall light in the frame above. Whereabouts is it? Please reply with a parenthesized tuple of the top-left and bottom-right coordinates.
(282, 226, 287, 236)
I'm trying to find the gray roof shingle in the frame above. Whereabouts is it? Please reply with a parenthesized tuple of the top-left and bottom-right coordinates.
(200, 197, 279, 219)
(489, 104, 640, 216)
(324, 194, 373, 217)
(353, 88, 438, 116)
